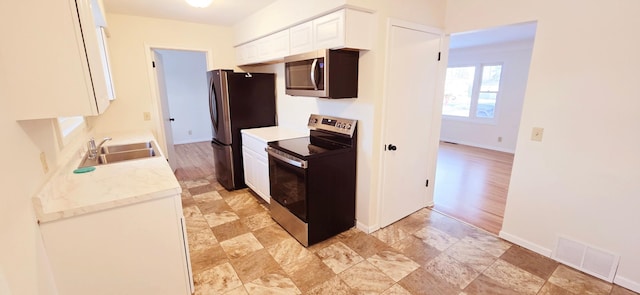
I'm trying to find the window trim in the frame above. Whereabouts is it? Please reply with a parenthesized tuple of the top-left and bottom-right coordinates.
(442, 62, 504, 124)
(55, 116, 86, 148)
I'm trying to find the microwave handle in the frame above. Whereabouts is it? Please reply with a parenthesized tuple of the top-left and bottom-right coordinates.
(310, 58, 318, 90)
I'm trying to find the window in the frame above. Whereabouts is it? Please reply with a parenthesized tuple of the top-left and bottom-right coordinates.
(442, 64, 503, 120)
(55, 116, 86, 147)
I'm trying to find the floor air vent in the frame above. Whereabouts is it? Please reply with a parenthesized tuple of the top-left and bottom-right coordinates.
(552, 236, 619, 282)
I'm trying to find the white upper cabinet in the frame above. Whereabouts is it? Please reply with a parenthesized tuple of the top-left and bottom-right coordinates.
(314, 9, 373, 51)
(237, 29, 290, 66)
(289, 21, 314, 56)
(313, 10, 346, 50)
(2, 0, 115, 120)
(257, 30, 290, 62)
(235, 8, 373, 66)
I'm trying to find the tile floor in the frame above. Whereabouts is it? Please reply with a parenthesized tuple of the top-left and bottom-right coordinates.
(179, 177, 637, 295)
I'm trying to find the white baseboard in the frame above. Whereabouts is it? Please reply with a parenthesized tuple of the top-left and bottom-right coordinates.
(498, 230, 553, 257)
(614, 276, 640, 293)
(499, 230, 640, 292)
(439, 138, 515, 154)
(356, 221, 378, 234)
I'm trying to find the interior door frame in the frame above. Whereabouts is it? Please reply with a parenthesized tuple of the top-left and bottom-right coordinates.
(143, 44, 214, 170)
(374, 19, 449, 230)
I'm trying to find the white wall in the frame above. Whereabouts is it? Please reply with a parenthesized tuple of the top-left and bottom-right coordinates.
(91, 14, 236, 141)
(235, 0, 446, 231)
(0, 115, 91, 294)
(157, 50, 212, 144)
(440, 40, 534, 153)
(446, 0, 640, 290)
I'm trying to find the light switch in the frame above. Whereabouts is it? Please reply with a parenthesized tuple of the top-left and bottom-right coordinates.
(531, 127, 544, 142)
(143, 112, 151, 121)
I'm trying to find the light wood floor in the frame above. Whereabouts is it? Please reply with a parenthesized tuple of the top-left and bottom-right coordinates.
(174, 141, 216, 181)
(433, 142, 514, 234)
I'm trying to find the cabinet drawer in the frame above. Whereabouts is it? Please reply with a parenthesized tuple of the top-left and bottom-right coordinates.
(242, 134, 268, 155)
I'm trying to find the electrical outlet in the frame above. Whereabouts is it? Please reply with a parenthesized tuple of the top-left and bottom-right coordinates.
(143, 112, 151, 121)
(531, 127, 544, 142)
(39, 152, 49, 174)
(498, 136, 502, 142)
(188, 130, 192, 135)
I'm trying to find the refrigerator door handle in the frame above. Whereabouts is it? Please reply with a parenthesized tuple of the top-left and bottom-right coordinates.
(209, 74, 219, 134)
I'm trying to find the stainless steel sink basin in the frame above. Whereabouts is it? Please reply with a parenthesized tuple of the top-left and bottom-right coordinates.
(101, 141, 154, 154)
(98, 149, 157, 164)
(78, 141, 160, 168)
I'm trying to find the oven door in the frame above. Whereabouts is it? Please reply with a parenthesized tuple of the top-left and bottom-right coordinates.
(267, 147, 308, 222)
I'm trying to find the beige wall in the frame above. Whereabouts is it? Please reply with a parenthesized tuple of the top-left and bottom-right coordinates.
(234, 0, 447, 230)
(446, 0, 640, 289)
(0, 115, 89, 294)
(91, 14, 236, 139)
(0, 14, 237, 295)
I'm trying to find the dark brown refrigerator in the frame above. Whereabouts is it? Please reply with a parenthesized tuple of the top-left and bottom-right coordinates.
(207, 69, 276, 190)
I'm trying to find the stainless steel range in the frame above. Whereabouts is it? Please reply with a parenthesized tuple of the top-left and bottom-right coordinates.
(266, 114, 357, 246)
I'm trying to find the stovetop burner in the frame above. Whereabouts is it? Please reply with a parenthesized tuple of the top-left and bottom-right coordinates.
(268, 136, 351, 159)
(268, 114, 357, 159)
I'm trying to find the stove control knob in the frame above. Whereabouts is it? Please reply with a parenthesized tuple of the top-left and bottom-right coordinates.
(337, 122, 343, 128)
(345, 123, 351, 129)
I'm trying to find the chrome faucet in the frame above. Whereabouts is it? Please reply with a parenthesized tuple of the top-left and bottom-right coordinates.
(87, 137, 112, 159)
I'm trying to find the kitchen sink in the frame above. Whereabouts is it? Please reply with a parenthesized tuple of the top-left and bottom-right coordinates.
(98, 149, 157, 164)
(78, 141, 160, 168)
(101, 141, 154, 154)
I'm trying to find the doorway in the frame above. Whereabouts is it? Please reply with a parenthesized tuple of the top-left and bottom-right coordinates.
(433, 22, 537, 234)
(149, 48, 211, 171)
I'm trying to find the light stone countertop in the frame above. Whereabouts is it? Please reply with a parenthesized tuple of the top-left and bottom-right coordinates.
(33, 132, 181, 223)
(240, 126, 308, 143)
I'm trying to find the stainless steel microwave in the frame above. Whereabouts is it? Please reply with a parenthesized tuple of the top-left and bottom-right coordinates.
(284, 49, 359, 99)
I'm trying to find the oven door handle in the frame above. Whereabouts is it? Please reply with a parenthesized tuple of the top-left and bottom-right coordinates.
(266, 147, 308, 169)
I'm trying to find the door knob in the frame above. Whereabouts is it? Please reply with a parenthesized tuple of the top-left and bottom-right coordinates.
(388, 144, 397, 151)
(169, 118, 175, 122)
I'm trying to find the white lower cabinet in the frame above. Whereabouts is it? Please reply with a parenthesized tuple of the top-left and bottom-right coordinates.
(39, 195, 193, 295)
(242, 134, 271, 203)
(241, 127, 308, 203)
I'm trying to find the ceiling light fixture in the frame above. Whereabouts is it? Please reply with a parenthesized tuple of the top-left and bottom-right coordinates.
(185, 0, 213, 8)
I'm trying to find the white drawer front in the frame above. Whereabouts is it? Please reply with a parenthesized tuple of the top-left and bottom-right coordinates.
(242, 134, 268, 155)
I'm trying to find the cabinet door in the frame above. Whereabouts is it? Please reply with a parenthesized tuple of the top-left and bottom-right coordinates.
(255, 152, 271, 203)
(256, 30, 290, 63)
(313, 10, 345, 49)
(77, 0, 111, 112)
(39, 196, 192, 294)
(242, 147, 257, 190)
(290, 21, 314, 55)
(236, 42, 258, 66)
(270, 30, 290, 59)
(245, 41, 259, 64)
(2, 0, 113, 119)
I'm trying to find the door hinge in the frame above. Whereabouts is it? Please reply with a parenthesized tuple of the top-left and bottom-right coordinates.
(152, 61, 156, 68)
(437, 52, 441, 61)
(425, 179, 429, 187)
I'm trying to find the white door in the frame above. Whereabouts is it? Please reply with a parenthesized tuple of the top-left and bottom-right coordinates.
(379, 22, 443, 228)
(153, 51, 177, 171)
